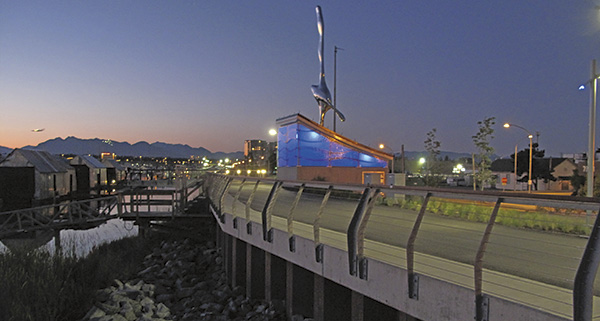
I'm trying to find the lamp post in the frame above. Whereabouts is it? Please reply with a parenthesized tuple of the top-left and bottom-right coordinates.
(267, 129, 277, 176)
(580, 60, 599, 198)
(504, 123, 534, 193)
(379, 144, 395, 173)
(513, 144, 518, 191)
(333, 46, 344, 133)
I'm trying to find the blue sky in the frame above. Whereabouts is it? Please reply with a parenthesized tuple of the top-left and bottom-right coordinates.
(2, 1, 600, 157)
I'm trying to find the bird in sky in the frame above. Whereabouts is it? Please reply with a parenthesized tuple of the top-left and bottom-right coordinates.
(31, 128, 45, 132)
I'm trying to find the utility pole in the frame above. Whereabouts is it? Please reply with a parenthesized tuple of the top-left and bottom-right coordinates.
(588, 59, 597, 198)
(333, 46, 343, 133)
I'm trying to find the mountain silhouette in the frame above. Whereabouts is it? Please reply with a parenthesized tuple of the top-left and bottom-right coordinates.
(1, 137, 243, 159)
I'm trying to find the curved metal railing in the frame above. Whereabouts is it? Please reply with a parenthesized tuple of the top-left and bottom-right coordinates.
(203, 173, 600, 321)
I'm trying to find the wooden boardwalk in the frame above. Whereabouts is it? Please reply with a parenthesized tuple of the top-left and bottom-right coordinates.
(0, 181, 210, 239)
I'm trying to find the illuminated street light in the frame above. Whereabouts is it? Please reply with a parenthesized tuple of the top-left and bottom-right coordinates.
(419, 157, 426, 164)
(269, 129, 277, 136)
(379, 143, 395, 173)
(503, 123, 534, 193)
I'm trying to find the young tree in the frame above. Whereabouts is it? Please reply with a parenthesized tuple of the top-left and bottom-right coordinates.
(423, 128, 442, 186)
(472, 117, 496, 190)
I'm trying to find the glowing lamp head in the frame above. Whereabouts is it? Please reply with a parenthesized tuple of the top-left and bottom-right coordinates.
(379, 144, 385, 149)
(503, 123, 510, 128)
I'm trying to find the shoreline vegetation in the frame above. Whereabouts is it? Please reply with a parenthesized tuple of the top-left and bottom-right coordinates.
(0, 235, 160, 321)
(382, 196, 592, 236)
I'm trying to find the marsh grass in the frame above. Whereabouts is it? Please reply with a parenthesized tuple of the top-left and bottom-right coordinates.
(382, 196, 591, 236)
(0, 235, 158, 321)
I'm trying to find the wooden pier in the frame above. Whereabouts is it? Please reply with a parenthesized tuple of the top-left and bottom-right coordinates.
(0, 179, 211, 241)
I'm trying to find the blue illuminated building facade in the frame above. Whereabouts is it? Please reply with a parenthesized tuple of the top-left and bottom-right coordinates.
(275, 114, 392, 184)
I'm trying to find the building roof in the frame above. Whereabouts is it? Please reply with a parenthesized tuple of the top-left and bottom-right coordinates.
(0, 149, 73, 173)
(102, 159, 126, 170)
(276, 113, 393, 161)
(491, 157, 575, 173)
(70, 155, 107, 169)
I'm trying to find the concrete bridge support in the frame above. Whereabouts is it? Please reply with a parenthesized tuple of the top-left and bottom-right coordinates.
(215, 227, 420, 321)
(246, 243, 265, 299)
(265, 252, 286, 303)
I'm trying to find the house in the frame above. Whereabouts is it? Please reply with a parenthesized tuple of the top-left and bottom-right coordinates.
(491, 157, 577, 192)
(69, 155, 107, 196)
(275, 114, 392, 184)
(490, 159, 525, 191)
(0, 149, 76, 210)
(102, 158, 127, 188)
(547, 158, 577, 191)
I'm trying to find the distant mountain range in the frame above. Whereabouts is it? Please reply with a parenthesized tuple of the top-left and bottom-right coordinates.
(0, 136, 487, 161)
(0, 137, 244, 160)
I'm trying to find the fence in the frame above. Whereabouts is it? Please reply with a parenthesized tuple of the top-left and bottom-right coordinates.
(204, 173, 600, 321)
(0, 196, 119, 238)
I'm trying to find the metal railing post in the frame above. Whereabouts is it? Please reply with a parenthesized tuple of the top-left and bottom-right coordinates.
(347, 187, 371, 276)
(246, 180, 260, 234)
(356, 188, 380, 280)
(262, 181, 283, 242)
(574, 205, 600, 321)
(232, 179, 246, 228)
(474, 198, 502, 321)
(314, 185, 333, 262)
(219, 177, 232, 221)
(406, 192, 431, 300)
(287, 183, 305, 252)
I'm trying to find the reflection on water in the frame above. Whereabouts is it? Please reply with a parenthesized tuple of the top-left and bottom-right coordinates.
(0, 218, 138, 257)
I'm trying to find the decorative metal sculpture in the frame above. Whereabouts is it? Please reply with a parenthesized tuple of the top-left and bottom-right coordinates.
(311, 5, 345, 126)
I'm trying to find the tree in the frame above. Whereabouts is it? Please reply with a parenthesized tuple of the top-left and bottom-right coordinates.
(423, 128, 442, 186)
(511, 143, 553, 190)
(570, 169, 586, 196)
(472, 117, 495, 190)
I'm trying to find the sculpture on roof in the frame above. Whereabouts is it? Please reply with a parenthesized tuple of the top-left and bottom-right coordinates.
(311, 5, 345, 127)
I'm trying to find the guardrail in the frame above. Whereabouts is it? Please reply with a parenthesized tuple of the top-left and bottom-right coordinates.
(0, 196, 120, 238)
(203, 173, 600, 321)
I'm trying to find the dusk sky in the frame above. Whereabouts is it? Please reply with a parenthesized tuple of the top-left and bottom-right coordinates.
(2, 1, 600, 157)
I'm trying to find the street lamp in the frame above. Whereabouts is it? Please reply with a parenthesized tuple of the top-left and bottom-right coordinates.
(267, 129, 278, 176)
(379, 143, 395, 173)
(503, 123, 534, 193)
(579, 59, 600, 198)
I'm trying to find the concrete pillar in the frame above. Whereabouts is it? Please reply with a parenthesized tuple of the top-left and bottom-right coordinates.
(215, 221, 222, 248)
(224, 233, 232, 283)
(232, 238, 246, 288)
(286, 262, 314, 320)
(364, 296, 417, 321)
(351, 291, 364, 321)
(265, 252, 287, 303)
(313, 275, 352, 321)
(314, 274, 324, 321)
(246, 243, 265, 299)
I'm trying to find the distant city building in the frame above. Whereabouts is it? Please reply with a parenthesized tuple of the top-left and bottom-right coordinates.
(244, 139, 275, 169)
(101, 152, 116, 160)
